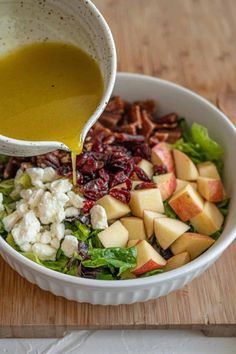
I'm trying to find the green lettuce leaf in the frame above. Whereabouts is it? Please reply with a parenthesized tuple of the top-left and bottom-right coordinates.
(191, 123, 224, 160)
(174, 121, 224, 173)
(72, 221, 91, 241)
(0, 179, 15, 207)
(82, 247, 137, 275)
(163, 201, 178, 219)
(15, 172, 32, 189)
(6, 233, 20, 251)
(211, 227, 223, 240)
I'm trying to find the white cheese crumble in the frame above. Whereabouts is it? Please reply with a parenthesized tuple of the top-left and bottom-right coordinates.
(2, 211, 21, 232)
(2, 168, 88, 261)
(61, 235, 78, 258)
(90, 205, 108, 230)
(32, 243, 57, 261)
(12, 211, 40, 248)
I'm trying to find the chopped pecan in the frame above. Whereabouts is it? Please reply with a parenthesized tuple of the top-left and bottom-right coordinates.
(156, 113, 178, 125)
(134, 99, 156, 114)
(139, 109, 156, 138)
(105, 96, 125, 113)
(153, 128, 181, 143)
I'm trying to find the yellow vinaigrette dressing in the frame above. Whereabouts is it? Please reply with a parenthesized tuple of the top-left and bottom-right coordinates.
(0, 42, 104, 184)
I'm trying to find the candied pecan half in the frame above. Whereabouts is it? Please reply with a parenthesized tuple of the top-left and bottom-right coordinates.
(134, 99, 156, 114)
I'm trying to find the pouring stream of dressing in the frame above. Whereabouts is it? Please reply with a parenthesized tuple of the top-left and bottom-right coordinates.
(0, 42, 104, 184)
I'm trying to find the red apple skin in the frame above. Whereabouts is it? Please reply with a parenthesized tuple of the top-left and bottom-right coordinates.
(157, 173, 177, 200)
(133, 260, 163, 275)
(151, 143, 175, 173)
(169, 194, 203, 221)
(198, 179, 223, 202)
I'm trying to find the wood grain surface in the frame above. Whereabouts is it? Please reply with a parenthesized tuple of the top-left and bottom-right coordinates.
(1, 0, 236, 338)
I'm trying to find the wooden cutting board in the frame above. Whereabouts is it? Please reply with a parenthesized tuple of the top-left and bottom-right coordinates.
(1, 0, 236, 338)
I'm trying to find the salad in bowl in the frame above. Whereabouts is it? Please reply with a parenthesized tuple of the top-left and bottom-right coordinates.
(0, 95, 229, 281)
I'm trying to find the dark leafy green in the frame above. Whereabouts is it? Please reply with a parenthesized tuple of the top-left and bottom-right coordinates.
(82, 247, 137, 276)
(216, 198, 230, 216)
(163, 201, 178, 219)
(211, 227, 223, 240)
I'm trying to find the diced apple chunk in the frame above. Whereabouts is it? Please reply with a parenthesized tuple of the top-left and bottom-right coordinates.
(190, 201, 224, 235)
(98, 220, 128, 248)
(163, 252, 190, 272)
(132, 240, 166, 275)
(173, 149, 199, 181)
(197, 176, 224, 202)
(151, 142, 175, 172)
(143, 210, 166, 238)
(174, 179, 197, 194)
(170, 232, 215, 260)
(133, 159, 154, 180)
(97, 195, 130, 221)
(153, 172, 177, 200)
(169, 184, 204, 221)
(129, 188, 164, 218)
(197, 161, 220, 179)
(121, 217, 146, 240)
(154, 217, 190, 250)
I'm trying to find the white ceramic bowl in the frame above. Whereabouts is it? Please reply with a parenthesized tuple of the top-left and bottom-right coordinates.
(0, 73, 236, 305)
(0, 0, 116, 156)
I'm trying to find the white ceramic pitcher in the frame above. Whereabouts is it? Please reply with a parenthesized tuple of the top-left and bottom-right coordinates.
(0, 0, 116, 156)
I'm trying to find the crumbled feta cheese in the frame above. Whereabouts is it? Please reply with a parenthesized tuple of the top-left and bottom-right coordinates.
(20, 243, 32, 252)
(67, 191, 84, 209)
(32, 243, 56, 261)
(20, 188, 33, 201)
(51, 223, 65, 240)
(42, 167, 58, 183)
(0, 192, 4, 211)
(53, 192, 69, 205)
(61, 235, 78, 258)
(38, 191, 65, 224)
(2, 211, 21, 232)
(16, 200, 29, 216)
(12, 211, 40, 249)
(50, 237, 60, 250)
(40, 230, 52, 244)
(49, 179, 72, 194)
(90, 205, 108, 230)
(26, 168, 45, 188)
(28, 189, 44, 208)
(65, 207, 79, 218)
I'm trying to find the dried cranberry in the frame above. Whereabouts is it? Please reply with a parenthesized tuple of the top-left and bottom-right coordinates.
(81, 178, 108, 200)
(109, 188, 130, 204)
(98, 168, 110, 182)
(134, 182, 157, 190)
(124, 178, 132, 190)
(133, 156, 142, 164)
(76, 152, 89, 168)
(82, 200, 95, 213)
(110, 171, 128, 188)
(154, 164, 168, 175)
(134, 166, 151, 181)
